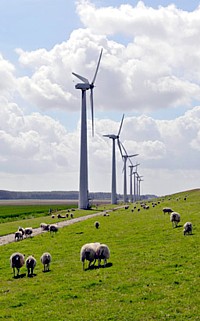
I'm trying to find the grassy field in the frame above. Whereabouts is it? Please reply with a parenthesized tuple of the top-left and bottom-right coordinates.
(0, 189, 200, 320)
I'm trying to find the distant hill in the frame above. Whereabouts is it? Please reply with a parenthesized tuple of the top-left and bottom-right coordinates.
(0, 190, 157, 201)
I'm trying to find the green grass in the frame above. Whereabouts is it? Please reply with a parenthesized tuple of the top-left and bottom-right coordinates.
(0, 189, 200, 320)
(0, 204, 77, 223)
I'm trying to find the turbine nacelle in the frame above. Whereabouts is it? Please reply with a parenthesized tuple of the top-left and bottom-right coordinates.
(75, 83, 91, 90)
(103, 134, 119, 140)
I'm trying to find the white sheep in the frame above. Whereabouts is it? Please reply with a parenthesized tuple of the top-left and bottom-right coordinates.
(18, 226, 25, 236)
(40, 252, 52, 272)
(14, 230, 23, 241)
(94, 221, 100, 229)
(95, 244, 110, 267)
(25, 255, 37, 276)
(40, 223, 49, 231)
(10, 252, 25, 277)
(80, 242, 100, 270)
(170, 212, 181, 228)
(163, 207, 173, 214)
(24, 227, 33, 237)
(49, 224, 58, 234)
(183, 222, 193, 235)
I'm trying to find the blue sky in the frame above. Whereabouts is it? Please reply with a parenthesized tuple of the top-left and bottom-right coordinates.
(0, 0, 200, 196)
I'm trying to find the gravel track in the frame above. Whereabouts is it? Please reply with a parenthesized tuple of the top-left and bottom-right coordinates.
(0, 211, 111, 246)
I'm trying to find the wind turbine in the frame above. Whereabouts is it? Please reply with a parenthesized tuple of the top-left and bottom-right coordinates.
(129, 164, 138, 203)
(119, 142, 138, 203)
(138, 175, 143, 201)
(133, 163, 140, 201)
(103, 114, 125, 204)
(72, 49, 103, 209)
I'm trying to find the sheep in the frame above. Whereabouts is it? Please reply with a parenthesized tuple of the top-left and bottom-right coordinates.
(80, 242, 100, 270)
(40, 252, 52, 272)
(10, 252, 25, 277)
(95, 244, 110, 268)
(94, 221, 100, 229)
(57, 213, 66, 219)
(40, 223, 49, 231)
(183, 222, 193, 235)
(163, 207, 173, 214)
(49, 224, 58, 234)
(124, 205, 129, 210)
(70, 213, 74, 219)
(25, 255, 37, 276)
(24, 227, 33, 238)
(18, 226, 25, 236)
(14, 230, 23, 241)
(170, 212, 181, 228)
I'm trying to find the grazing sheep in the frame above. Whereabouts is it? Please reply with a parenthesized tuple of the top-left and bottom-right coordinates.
(163, 207, 173, 214)
(96, 244, 110, 268)
(170, 212, 181, 228)
(183, 222, 193, 235)
(40, 252, 52, 272)
(70, 213, 74, 218)
(124, 205, 129, 210)
(80, 242, 100, 270)
(49, 224, 58, 234)
(18, 226, 25, 236)
(94, 221, 100, 229)
(10, 252, 25, 277)
(57, 213, 66, 219)
(51, 214, 55, 218)
(15, 230, 23, 241)
(66, 213, 69, 218)
(25, 255, 37, 276)
(40, 223, 49, 231)
(24, 227, 33, 238)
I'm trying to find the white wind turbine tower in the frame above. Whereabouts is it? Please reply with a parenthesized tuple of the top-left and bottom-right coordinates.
(103, 114, 125, 204)
(119, 142, 138, 203)
(138, 175, 143, 200)
(133, 163, 140, 201)
(129, 164, 138, 203)
(72, 49, 103, 209)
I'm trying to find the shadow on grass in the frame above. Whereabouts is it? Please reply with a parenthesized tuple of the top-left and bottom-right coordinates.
(27, 273, 37, 278)
(42, 269, 51, 273)
(13, 273, 26, 279)
(86, 262, 113, 271)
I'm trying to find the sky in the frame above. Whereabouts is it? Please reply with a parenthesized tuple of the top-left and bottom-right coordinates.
(0, 0, 200, 197)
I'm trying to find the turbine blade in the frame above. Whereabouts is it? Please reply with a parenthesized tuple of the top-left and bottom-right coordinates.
(117, 114, 125, 137)
(91, 48, 103, 85)
(90, 88, 94, 136)
(72, 72, 89, 84)
(117, 139, 123, 158)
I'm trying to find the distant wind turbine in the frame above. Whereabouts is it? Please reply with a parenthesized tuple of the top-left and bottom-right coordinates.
(72, 49, 103, 209)
(129, 164, 138, 203)
(103, 114, 125, 204)
(119, 141, 138, 203)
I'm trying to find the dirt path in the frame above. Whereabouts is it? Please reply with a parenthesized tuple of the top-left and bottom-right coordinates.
(0, 211, 111, 246)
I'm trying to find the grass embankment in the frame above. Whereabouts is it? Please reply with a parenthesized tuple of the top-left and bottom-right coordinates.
(0, 189, 200, 320)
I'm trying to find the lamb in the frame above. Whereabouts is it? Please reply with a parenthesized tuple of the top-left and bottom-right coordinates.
(94, 221, 100, 229)
(183, 222, 193, 235)
(49, 224, 58, 234)
(25, 255, 37, 276)
(10, 252, 25, 277)
(170, 212, 181, 228)
(40, 223, 50, 231)
(80, 242, 100, 270)
(163, 207, 173, 214)
(15, 230, 23, 241)
(24, 227, 33, 238)
(95, 244, 110, 267)
(40, 252, 52, 272)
